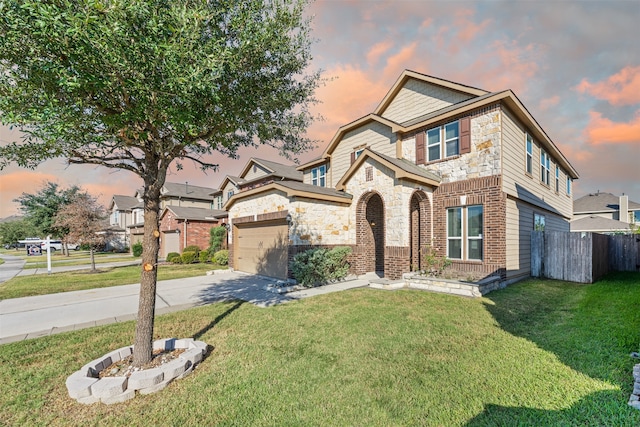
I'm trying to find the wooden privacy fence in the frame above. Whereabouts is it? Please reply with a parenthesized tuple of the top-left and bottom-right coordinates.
(531, 231, 640, 283)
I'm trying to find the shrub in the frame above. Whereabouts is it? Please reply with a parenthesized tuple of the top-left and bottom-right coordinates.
(198, 251, 210, 263)
(212, 249, 229, 266)
(209, 226, 226, 254)
(290, 246, 352, 287)
(132, 242, 143, 257)
(183, 245, 201, 256)
(181, 251, 197, 264)
(166, 252, 181, 263)
(420, 245, 451, 277)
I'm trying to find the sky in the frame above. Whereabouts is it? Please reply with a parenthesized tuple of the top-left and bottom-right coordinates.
(1, 0, 639, 218)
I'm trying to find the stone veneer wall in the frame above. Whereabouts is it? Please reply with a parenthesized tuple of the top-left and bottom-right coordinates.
(432, 175, 507, 279)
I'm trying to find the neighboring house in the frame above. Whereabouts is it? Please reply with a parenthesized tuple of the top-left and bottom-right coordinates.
(225, 70, 579, 282)
(212, 158, 304, 210)
(125, 181, 219, 252)
(107, 195, 143, 251)
(158, 206, 227, 257)
(571, 192, 640, 234)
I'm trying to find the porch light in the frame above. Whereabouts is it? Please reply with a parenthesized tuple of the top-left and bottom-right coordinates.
(285, 213, 292, 225)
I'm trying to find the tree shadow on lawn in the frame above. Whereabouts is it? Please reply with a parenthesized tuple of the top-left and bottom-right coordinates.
(466, 389, 639, 426)
(474, 271, 640, 425)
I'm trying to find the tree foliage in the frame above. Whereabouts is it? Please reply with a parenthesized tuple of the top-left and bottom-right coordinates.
(53, 193, 107, 270)
(14, 182, 86, 239)
(0, 0, 320, 365)
(0, 218, 40, 246)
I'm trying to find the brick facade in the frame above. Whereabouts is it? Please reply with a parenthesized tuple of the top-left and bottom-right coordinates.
(432, 175, 507, 279)
(159, 213, 219, 254)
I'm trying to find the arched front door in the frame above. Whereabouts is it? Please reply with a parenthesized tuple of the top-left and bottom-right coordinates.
(410, 191, 430, 272)
(357, 192, 385, 276)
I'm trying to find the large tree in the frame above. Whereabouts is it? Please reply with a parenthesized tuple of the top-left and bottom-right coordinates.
(14, 182, 86, 250)
(0, 1, 320, 365)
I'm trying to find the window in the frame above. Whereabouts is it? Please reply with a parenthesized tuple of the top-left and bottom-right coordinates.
(311, 164, 326, 187)
(467, 205, 483, 261)
(555, 165, 560, 193)
(113, 211, 119, 225)
(227, 190, 234, 200)
(540, 149, 550, 185)
(447, 205, 483, 261)
(427, 121, 459, 162)
(447, 207, 462, 259)
(355, 148, 364, 159)
(566, 176, 571, 196)
(534, 213, 546, 231)
(526, 134, 533, 174)
(633, 211, 640, 224)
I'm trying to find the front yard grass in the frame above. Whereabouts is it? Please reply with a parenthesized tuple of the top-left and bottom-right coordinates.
(0, 263, 225, 299)
(0, 272, 638, 426)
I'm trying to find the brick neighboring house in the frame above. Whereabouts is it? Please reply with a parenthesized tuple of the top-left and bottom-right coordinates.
(225, 70, 579, 283)
(120, 181, 220, 254)
(571, 192, 640, 234)
(158, 206, 227, 257)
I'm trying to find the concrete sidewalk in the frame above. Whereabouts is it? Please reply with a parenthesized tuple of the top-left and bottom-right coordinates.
(0, 253, 26, 283)
(0, 270, 369, 344)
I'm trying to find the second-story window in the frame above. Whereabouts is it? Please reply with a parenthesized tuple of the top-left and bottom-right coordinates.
(526, 133, 533, 174)
(227, 190, 234, 200)
(555, 165, 560, 193)
(312, 164, 326, 187)
(540, 149, 550, 185)
(566, 176, 572, 196)
(427, 121, 459, 162)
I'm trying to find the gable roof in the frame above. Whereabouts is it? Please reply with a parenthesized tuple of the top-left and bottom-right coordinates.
(335, 148, 441, 191)
(224, 181, 352, 210)
(238, 157, 303, 182)
(161, 206, 226, 221)
(110, 195, 141, 210)
(570, 215, 633, 233)
(161, 182, 216, 200)
(374, 70, 489, 116)
(574, 192, 640, 214)
(298, 71, 579, 180)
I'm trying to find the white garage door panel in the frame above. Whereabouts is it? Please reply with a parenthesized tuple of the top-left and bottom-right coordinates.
(163, 232, 180, 258)
(235, 221, 288, 279)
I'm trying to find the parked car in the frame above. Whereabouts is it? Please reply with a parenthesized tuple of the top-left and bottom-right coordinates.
(40, 240, 79, 252)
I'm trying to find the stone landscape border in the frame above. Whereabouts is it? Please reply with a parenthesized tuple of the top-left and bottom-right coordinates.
(66, 338, 208, 405)
(630, 363, 640, 410)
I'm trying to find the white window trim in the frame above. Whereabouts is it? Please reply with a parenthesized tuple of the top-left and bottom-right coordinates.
(566, 176, 572, 196)
(555, 165, 560, 193)
(526, 134, 533, 174)
(447, 205, 483, 261)
(427, 120, 460, 162)
(540, 149, 550, 185)
(311, 164, 326, 187)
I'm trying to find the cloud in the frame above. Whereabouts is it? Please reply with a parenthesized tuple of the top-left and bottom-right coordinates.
(575, 65, 640, 106)
(584, 110, 640, 145)
(0, 171, 62, 217)
(454, 8, 491, 43)
(366, 40, 393, 66)
(383, 42, 418, 79)
(539, 95, 560, 111)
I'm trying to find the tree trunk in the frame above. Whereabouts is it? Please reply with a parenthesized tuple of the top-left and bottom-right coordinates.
(90, 247, 96, 271)
(132, 182, 162, 366)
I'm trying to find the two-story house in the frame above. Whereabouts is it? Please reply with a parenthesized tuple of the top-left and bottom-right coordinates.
(571, 192, 640, 234)
(225, 70, 579, 283)
(107, 195, 143, 251)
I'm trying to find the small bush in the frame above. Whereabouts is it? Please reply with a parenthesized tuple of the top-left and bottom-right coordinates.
(132, 242, 143, 257)
(198, 251, 210, 263)
(166, 252, 181, 263)
(420, 245, 451, 277)
(181, 251, 197, 264)
(290, 246, 352, 287)
(183, 245, 201, 256)
(212, 249, 229, 266)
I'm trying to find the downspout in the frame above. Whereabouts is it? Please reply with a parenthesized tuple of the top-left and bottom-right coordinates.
(183, 219, 188, 249)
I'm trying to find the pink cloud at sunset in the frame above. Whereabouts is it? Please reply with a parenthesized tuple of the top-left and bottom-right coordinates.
(539, 95, 560, 111)
(576, 65, 640, 106)
(366, 40, 393, 66)
(383, 42, 418, 79)
(454, 8, 491, 44)
(584, 110, 640, 145)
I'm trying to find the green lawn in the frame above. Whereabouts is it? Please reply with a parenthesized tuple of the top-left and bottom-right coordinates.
(0, 263, 225, 299)
(1, 272, 638, 426)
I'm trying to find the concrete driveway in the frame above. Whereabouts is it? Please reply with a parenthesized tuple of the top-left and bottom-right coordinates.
(0, 253, 26, 283)
(0, 269, 369, 344)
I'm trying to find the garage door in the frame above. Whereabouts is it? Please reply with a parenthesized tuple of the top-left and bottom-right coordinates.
(162, 231, 180, 258)
(234, 220, 289, 279)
